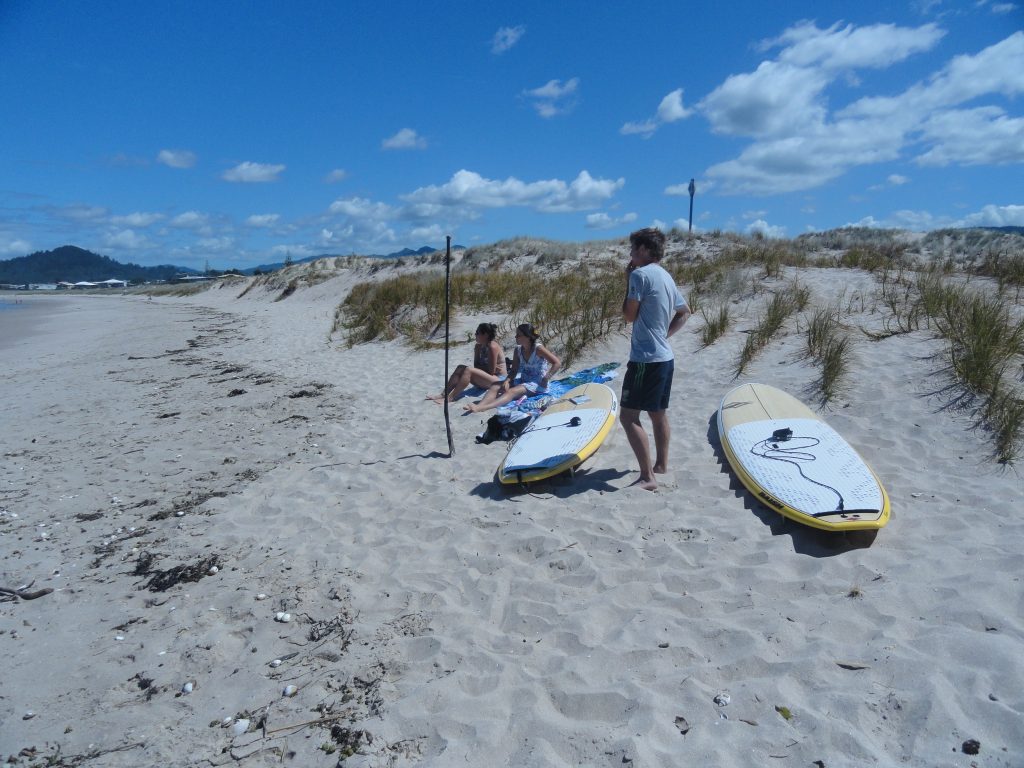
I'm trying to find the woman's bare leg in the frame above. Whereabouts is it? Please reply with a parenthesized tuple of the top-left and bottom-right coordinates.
(446, 368, 499, 402)
(464, 385, 525, 414)
(427, 365, 468, 402)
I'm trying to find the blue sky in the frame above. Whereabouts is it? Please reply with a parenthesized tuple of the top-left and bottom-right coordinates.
(1, 0, 1022, 269)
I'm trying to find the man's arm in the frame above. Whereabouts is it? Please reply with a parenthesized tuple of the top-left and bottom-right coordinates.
(622, 267, 640, 322)
(622, 298, 640, 323)
(666, 305, 692, 337)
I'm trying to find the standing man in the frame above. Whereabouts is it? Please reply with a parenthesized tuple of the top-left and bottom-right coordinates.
(620, 227, 691, 491)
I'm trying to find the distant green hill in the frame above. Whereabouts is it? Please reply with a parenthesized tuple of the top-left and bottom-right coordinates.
(0, 246, 193, 284)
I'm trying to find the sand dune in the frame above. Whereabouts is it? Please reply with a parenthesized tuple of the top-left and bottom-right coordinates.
(1, 252, 1021, 767)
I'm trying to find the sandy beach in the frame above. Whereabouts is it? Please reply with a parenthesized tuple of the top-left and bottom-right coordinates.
(1, 253, 1022, 767)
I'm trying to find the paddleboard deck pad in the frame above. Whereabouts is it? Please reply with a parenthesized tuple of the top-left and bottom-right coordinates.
(717, 383, 890, 531)
(498, 383, 617, 485)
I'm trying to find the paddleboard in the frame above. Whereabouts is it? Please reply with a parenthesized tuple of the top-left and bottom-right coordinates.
(717, 383, 890, 531)
(498, 383, 618, 485)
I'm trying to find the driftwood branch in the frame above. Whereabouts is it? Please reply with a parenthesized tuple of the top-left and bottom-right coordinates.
(0, 585, 54, 600)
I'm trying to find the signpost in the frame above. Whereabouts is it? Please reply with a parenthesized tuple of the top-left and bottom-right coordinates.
(688, 178, 696, 233)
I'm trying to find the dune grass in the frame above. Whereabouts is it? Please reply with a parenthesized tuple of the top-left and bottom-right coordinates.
(804, 304, 853, 404)
(868, 266, 1024, 462)
(734, 281, 810, 377)
(334, 262, 624, 368)
(699, 305, 731, 348)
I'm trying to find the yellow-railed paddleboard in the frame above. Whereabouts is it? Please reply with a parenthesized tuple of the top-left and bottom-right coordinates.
(498, 383, 617, 485)
(717, 382, 890, 532)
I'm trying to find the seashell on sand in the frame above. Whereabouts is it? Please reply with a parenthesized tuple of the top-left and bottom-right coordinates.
(269, 659, 282, 668)
(232, 718, 250, 735)
(182, 681, 195, 694)
(282, 684, 298, 697)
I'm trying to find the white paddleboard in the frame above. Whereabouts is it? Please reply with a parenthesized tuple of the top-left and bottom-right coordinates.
(717, 382, 890, 531)
(498, 383, 617, 485)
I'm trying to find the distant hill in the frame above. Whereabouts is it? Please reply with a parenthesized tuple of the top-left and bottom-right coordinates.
(0, 242, 467, 283)
(0, 246, 194, 284)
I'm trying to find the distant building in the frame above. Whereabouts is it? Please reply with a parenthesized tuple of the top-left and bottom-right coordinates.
(170, 274, 216, 284)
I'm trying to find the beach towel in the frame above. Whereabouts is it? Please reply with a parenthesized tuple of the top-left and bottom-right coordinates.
(488, 362, 620, 420)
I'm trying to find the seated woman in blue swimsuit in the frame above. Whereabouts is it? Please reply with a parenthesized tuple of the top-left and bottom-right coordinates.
(464, 323, 560, 414)
(427, 322, 507, 403)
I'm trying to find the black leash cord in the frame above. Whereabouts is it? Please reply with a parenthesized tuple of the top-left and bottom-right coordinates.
(750, 436, 845, 512)
(507, 416, 582, 451)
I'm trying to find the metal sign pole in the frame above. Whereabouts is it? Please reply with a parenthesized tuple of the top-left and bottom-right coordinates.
(688, 178, 696, 233)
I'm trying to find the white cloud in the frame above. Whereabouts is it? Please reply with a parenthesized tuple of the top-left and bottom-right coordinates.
(746, 219, 787, 238)
(841, 32, 1024, 122)
(766, 20, 943, 71)
(990, 3, 1018, 14)
(171, 211, 210, 229)
(222, 161, 286, 182)
(665, 181, 698, 196)
(701, 63, 831, 138)
(104, 229, 149, 249)
(657, 89, 691, 123)
(959, 203, 1024, 227)
(318, 226, 354, 246)
(409, 223, 446, 242)
(157, 149, 197, 169)
(196, 237, 234, 252)
(59, 204, 107, 222)
(271, 244, 318, 259)
(869, 173, 911, 191)
(246, 214, 280, 227)
(324, 169, 348, 183)
(915, 106, 1024, 166)
(585, 211, 637, 230)
(492, 25, 525, 54)
(620, 119, 658, 137)
(402, 169, 623, 214)
(382, 128, 427, 150)
(329, 197, 396, 219)
(523, 78, 579, 118)
(622, 88, 692, 137)
(701, 25, 1024, 196)
(111, 212, 164, 227)
(0, 238, 32, 255)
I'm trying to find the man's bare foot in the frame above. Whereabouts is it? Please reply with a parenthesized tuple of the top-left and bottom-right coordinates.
(463, 403, 480, 414)
(628, 475, 658, 491)
(653, 463, 668, 474)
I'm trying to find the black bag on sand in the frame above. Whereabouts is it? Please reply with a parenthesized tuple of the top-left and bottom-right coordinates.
(476, 414, 533, 444)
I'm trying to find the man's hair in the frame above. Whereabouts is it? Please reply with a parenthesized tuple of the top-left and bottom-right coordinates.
(629, 227, 666, 261)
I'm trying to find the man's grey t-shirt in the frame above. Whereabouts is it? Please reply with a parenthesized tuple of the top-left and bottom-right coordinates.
(627, 263, 688, 363)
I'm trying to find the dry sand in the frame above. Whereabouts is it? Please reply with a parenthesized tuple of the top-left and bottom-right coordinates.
(1, 260, 1022, 768)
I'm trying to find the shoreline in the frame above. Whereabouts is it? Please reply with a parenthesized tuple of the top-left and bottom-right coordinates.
(0, 295, 75, 353)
